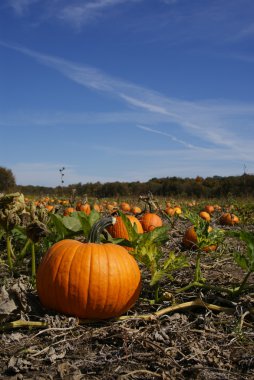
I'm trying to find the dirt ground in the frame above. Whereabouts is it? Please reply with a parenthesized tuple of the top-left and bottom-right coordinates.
(1, 221, 254, 380)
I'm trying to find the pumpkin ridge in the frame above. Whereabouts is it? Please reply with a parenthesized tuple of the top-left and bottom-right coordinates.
(54, 243, 77, 314)
(120, 250, 131, 314)
(39, 241, 73, 309)
(119, 252, 136, 314)
(77, 243, 90, 315)
(86, 243, 94, 312)
(100, 245, 110, 314)
(88, 244, 102, 315)
(67, 243, 84, 316)
(109, 246, 122, 315)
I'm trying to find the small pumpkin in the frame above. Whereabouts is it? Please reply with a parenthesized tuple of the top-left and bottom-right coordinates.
(183, 226, 217, 252)
(107, 215, 143, 246)
(204, 205, 215, 214)
(220, 213, 239, 226)
(174, 206, 182, 215)
(45, 205, 54, 212)
(199, 211, 211, 222)
(164, 207, 175, 216)
(93, 203, 101, 212)
(131, 206, 142, 215)
(63, 207, 75, 216)
(140, 213, 163, 232)
(79, 203, 91, 215)
(36, 216, 141, 319)
(120, 202, 131, 212)
(76, 202, 91, 215)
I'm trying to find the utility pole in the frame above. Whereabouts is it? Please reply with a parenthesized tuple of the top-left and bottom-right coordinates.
(59, 167, 65, 197)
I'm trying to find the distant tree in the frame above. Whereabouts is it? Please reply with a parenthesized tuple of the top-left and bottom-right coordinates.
(0, 166, 16, 192)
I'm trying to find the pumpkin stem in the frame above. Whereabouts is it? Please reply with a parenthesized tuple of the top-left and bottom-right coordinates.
(88, 216, 116, 243)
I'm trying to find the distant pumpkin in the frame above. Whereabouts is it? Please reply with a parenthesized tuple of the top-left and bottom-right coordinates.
(199, 211, 211, 222)
(140, 213, 163, 232)
(183, 226, 217, 252)
(204, 205, 215, 214)
(63, 207, 75, 216)
(107, 215, 143, 250)
(120, 202, 131, 212)
(131, 206, 142, 215)
(220, 213, 239, 226)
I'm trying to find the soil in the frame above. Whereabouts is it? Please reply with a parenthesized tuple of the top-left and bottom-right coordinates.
(0, 219, 254, 380)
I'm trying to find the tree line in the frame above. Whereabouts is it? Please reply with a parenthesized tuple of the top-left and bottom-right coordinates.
(1, 166, 253, 199)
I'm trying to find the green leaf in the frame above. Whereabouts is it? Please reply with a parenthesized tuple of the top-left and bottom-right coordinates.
(227, 229, 254, 272)
(62, 213, 82, 232)
(49, 213, 69, 240)
(150, 270, 168, 287)
(77, 212, 91, 238)
(233, 252, 248, 271)
(88, 209, 100, 227)
(76, 210, 101, 239)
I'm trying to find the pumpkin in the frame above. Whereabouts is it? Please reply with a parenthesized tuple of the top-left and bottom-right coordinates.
(93, 203, 101, 212)
(106, 203, 115, 212)
(120, 202, 131, 212)
(199, 211, 211, 222)
(107, 215, 143, 248)
(220, 213, 239, 226)
(131, 206, 142, 215)
(63, 207, 74, 216)
(140, 213, 163, 232)
(174, 206, 182, 215)
(36, 216, 141, 319)
(164, 207, 175, 216)
(79, 203, 91, 215)
(183, 226, 217, 252)
(76, 202, 91, 215)
(45, 205, 54, 212)
(204, 205, 215, 214)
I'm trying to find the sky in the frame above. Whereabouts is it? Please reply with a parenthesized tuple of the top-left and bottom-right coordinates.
(0, 0, 254, 187)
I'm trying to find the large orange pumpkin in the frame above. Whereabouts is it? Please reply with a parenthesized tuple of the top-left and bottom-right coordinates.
(140, 213, 163, 232)
(36, 217, 141, 319)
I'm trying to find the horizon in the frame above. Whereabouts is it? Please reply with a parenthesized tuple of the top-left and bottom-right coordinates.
(1, 0, 254, 187)
(15, 172, 252, 189)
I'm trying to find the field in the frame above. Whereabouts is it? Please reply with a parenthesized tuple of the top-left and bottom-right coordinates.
(0, 193, 254, 379)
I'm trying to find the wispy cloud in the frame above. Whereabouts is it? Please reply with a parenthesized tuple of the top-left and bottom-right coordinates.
(4, 0, 254, 46)
(6, 0, 39, 15)
(1, 41, 254, 164)
(238, 23, 254, 39)
(57, 0, 141, 28)
(136, 125, 198, 149)
(93, 144, 250, 179)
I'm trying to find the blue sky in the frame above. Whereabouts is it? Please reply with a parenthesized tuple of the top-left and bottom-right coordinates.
(0, 0, 254, 187)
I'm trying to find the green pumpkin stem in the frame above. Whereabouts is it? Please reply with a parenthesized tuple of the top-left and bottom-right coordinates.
(88, 216, 116, 243)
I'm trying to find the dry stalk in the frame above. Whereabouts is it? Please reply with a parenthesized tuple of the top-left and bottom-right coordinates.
(117, 298, 234, 321)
